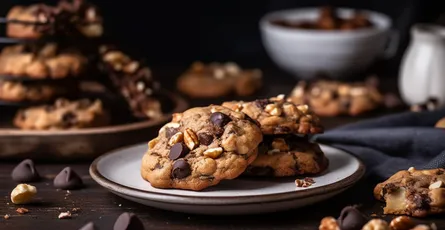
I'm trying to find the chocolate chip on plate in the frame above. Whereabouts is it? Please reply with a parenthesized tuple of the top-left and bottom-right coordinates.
(337, 206, 368, 230)
(172, 159, 191, 179)
(79, 222, 97, 230)
(210, 112, 231, 127)
(113, 212, 144, 230)
(11, 159, 40, 183)
(53, 167, 83, 190)
(169, 143, 189, 160)
(198, 133, 213, 146)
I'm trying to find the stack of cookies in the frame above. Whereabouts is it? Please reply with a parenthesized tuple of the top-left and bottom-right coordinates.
(141, 95, 328, 191)
(0, 0, 103, 106)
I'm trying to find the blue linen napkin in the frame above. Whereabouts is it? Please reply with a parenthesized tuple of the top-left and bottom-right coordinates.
(313, 109, 445, 179)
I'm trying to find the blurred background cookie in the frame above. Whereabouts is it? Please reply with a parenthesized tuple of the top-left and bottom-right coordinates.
(0, 80, 74, 102)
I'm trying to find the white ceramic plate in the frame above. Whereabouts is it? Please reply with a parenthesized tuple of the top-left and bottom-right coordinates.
(90, 143, 365, 215)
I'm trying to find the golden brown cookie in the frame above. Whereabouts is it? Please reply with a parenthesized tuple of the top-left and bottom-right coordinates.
(0, 80, 72, 102)
(244, 135, 328, 177)
(222, 95, 323, 135)
(14, 98, 109, 130)
(374, 167, 445, 217)
(177, 62, 262, 98)
(436, 117, 445, 128)
(141, 105, 263, 191)
(0, 44, 86, 79)
(288, 80, 383, 117)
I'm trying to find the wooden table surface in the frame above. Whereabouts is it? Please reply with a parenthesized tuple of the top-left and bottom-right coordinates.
(1, 67, 444, 230)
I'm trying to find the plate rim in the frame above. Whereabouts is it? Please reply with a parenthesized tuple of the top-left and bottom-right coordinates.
(0, 91, 188, 136)
(89, 143, 366, 205)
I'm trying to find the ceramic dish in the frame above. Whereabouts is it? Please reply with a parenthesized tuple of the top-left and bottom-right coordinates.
(0, 91, 188, 160)
(90, 143, 365, 215)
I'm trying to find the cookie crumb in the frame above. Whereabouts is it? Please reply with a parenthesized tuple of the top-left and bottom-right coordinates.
(4, 214, 10, 219)
(295, 178, 315, 188)
(16, 208, 29, 214)
(58, 211, 72, 219)
(118, 204, 122, 207)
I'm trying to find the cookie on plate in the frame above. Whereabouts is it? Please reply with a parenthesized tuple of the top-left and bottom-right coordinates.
(288, 79, 383, 116)
(244, 135, 328, 177)
(374, 167, 445, 217)
(177, 62, 262, 98)
(141, 105, 263, 191)
(0, 43, 86, 79)
(222, 95, 323, 135)
(14, 98, 109, 130)
(0, 80, 72, 102)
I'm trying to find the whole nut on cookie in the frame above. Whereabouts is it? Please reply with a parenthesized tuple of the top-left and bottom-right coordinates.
(103, 51, 129, 64)
(203, 147, 223, 159)
(362, 219, 389, 230)
(11, 184, 37, 204)
(123, 61, 139, 74)
(429, 181, 443, 189)
(148, 138, 159, 149)
(213, 68, 225, 79)
(168, 132, 184, 146)
(297, 104, 309, 113)
(390, 216, 415, 230)
(269, 94, 285, 102)
(184, 128, 199, 150)
(265, 104, 282, 116)
(319, 217, 340, 230)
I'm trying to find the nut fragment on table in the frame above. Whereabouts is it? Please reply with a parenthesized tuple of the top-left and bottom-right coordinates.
(295, 177, 315, 188)
(16, 207, 29, 214)
(10, 184, 37, 204)
(58, 211, 72, 219)
(4, 214, 10, 219)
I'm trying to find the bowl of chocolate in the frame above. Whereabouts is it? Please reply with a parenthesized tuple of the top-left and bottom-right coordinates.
(260, 6, 395, 79)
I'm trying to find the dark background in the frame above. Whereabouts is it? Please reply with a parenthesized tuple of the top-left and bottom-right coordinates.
(1, 1, 445, 68)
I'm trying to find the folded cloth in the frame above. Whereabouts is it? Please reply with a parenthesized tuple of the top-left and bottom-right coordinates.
(313, 108, 445, 180)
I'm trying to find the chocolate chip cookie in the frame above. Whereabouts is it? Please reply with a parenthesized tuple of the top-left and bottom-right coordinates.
(177, 62, 262, 98)
(0, 80, 72, 102)
(14, 98, 109, 130)
(374, 167, 445, 217)
(141, 105, 263, 191)
(0, 43, 86, 79)
(288, 79, 383, 116)
(99, 45, 163, 119)
(6, 1, 103, 39)
(244, 135, 328, 177)
(222, 95, 323, 135)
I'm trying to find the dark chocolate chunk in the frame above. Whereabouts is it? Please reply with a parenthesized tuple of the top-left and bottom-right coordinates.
(79, 222, 97, 230)
(113, 212, 144, 230)
(337, 206, 368, 230)
(198, 133, 213, 146)
(11, 159, 40, 183)
(210, 112, 231, 127)
(165, 127, 179, 139)
(413, 194, 431, 210)
(254, 99, 269, 109)
(53, 167, 84, 190)
(172, 159, 191, 179)
(248, 166, 274, 176)
(169, 143, 189, 160)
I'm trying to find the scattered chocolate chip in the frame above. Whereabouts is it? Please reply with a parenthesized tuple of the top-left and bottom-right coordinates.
(79, 222, 97, 230)
(198, 133, 213, 146)
(53, 167, 83, 190)
(254, 99, 269, 109)
(248, 166, 274, 176)
(337, 206, 368, 230)
(113, 212, 144, 230)
(169, 143, 190, 160)
(210, 112, 232, 127)
(172, 159, 191, 179)
(11, 159, 40, 183)
(165, 127, 179, 139)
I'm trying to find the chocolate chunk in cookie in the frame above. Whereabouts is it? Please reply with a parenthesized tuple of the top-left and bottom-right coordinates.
(374, 167, 445, 217)
(222, 95, 323, 135)
(141, 105, 263, 191)
(244, 135, 328, 177)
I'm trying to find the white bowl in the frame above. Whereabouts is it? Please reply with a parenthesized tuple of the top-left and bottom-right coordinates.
(260, 8, 394, 80)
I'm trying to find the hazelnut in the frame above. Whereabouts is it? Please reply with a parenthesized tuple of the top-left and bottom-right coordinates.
(362, 219, 389, 230)
(389, 216, 415, 230)
(11, 184, 37, 204)
(319, 216, 339, 230)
